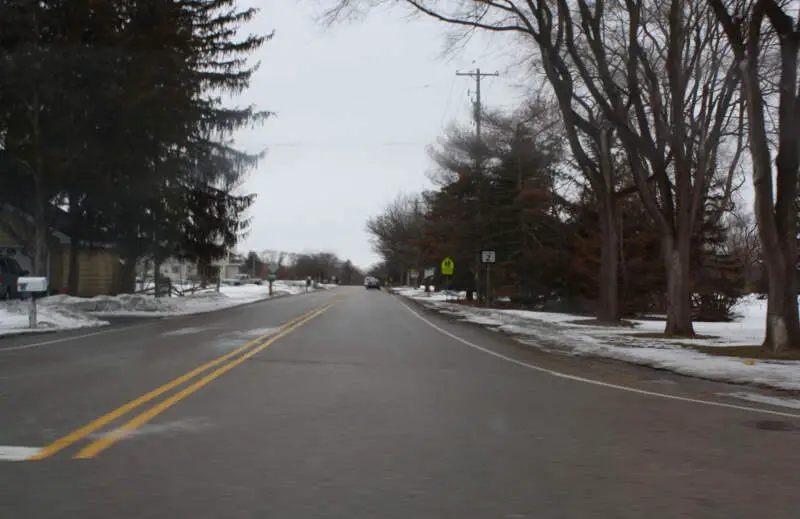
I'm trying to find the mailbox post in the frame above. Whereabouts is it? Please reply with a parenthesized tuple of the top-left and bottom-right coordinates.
(17, 277, 48, 329)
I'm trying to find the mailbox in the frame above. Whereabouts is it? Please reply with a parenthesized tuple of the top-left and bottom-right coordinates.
(17, 277, 48, 329)
(17, 277, 48, 294)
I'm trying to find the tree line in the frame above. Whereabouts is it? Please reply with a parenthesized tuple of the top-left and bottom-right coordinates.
(326, 0, 800, 352)
(0, 0, 266, 293)
(368, 99, 755, 314)
(243, 250, 366, 285)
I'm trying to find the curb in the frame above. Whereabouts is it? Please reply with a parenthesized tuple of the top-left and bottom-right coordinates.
(0, 328, 59, 341)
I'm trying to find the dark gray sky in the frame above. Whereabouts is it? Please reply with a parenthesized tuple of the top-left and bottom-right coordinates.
(233, 0, 527, 269)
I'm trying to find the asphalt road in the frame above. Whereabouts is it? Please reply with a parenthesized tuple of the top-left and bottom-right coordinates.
(2, 286, 800, 518)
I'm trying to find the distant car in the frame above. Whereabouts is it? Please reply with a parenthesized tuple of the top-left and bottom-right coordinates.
(0, 257, 28, 300)
(364, 276, 380, 289)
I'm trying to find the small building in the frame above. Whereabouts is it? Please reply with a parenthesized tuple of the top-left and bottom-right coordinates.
(214, 251, 246, 280)
(0, 205, 122, 297)
(158, 257, 200, 284)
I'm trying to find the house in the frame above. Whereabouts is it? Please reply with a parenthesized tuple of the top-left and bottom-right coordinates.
(134, 251, 244, 287)
(214, 251, 246, 280)
(159, 257, 199, 284)
(0, 205, 122, 297)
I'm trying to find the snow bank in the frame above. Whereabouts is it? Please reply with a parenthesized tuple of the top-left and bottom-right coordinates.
(0, 281, 338, 336)
(41, 280, 328, 317)
(0, 279, 334, 336)
(392, 286, 468, 302)
(395, 287, 800, 391)
(0, 299, 108, 337)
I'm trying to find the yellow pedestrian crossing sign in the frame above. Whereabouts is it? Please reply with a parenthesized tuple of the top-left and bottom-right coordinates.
(441, 257, 455, 276)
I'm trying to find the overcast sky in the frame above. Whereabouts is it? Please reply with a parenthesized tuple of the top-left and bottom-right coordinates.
(232, 0, 529, 269)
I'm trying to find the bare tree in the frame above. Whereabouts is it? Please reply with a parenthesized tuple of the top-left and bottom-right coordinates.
(323, 0, 743, 334)
(725, 208, 762, 288)
(707, 0, 800, 351)
(578, 0, 742, 334)
(366, 193, 428, 280)
(324, 0, 624, 321)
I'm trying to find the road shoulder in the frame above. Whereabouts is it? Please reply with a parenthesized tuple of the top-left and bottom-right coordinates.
(391, 289, 800, 415)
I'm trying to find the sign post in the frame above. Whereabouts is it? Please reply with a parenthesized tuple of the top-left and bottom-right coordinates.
(480, 250, 495, 306)
(267, 262, 279, 296)
(441, 257, 455, 299)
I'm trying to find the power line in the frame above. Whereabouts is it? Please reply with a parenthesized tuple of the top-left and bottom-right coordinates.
(439, 75, 458, 130)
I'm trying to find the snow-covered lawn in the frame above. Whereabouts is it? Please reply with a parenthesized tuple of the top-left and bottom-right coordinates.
(44, 280, 326, 316)
(0, 280, 334, 337)
(394, 287, 800, 391)
(0, 299, 108, 336)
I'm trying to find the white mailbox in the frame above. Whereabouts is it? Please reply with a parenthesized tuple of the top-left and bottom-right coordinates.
(18, 277, 49, 293)
(17, 277, 48, 329)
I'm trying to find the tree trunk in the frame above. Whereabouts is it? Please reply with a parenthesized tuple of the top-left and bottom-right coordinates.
(742, 18, 800, 351)
(67, 240, 80, 295)
(153, 254, 163, 297)
(762, 249, 800, 350)
(32, 187, 48, 277)
(67, 194, 80, 295)
(31, 88, 48, 278)
(663, 234, 695, 336)
(465, 269, 475, 301)
(198, 260, 209, 288)
(117, 257, 137, 295)
(597, 195, 620, 322)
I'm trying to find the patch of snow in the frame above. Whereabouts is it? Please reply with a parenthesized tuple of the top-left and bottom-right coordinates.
(0, 279, 331, 337)
(392, 286, 467, 302)
(461, 314, 506, 327)
(229, 327, 280, 338)
(0, 299, 108, 337)
(90, 418, 212, 440)
(499, 309, 587, 324)
(39, 280, 326, 318)
(161, 326, 215, 337)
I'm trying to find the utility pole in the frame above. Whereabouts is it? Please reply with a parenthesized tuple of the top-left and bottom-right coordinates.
(456, 68, 499, 155)
(456, 68, 499, 302)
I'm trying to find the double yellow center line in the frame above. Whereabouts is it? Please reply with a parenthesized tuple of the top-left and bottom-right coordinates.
(30, 299, 339, 460)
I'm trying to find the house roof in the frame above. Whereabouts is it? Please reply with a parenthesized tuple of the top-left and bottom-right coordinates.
(0, 204, 70, 245)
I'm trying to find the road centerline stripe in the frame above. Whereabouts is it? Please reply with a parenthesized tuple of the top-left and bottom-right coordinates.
(27, 305, 325, 461)
(74, 300, 337, 458)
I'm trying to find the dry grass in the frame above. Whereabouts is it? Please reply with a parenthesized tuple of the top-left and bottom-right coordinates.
(690, 345, 800, 361)
(625, 332, 719, 340)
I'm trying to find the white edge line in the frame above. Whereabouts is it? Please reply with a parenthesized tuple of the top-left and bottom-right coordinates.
(397, 298, 800, 420)
(0, 322, 150, 353)
(0, 446, 42, 461)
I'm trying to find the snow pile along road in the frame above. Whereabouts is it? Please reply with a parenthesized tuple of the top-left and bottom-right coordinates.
(42, 293, 185, 314)
(0, 299, 108, 337)
(395, 287, 800, 391)
(0, 280, 336, 337)
(43, 280, 330, 317)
